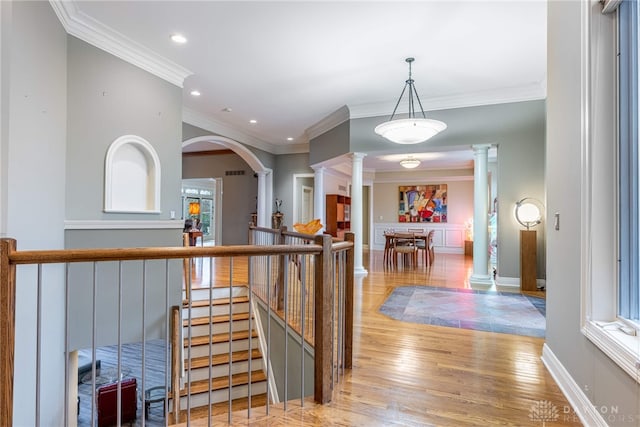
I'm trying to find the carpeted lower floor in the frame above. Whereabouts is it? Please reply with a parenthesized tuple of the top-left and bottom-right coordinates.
(379, 286, 546, 338)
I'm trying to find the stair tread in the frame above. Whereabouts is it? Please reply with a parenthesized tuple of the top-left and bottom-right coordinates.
(187, 349, 262, 369)
(180, 370, 267, 396)
(183, 311, 250, 327)
(171, 393, 268, 423)
(184, 329, 258, 347)
(185, 296, 249, 308)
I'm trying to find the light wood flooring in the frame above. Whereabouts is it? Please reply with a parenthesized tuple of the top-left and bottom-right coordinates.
(193, 250, 580, 427)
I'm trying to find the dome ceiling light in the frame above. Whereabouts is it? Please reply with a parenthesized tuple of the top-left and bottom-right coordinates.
(400, 156, 421, 169)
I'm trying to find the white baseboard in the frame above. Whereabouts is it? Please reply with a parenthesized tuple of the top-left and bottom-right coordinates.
(541, 343, 608, 427)
(495, 276, 547, 290)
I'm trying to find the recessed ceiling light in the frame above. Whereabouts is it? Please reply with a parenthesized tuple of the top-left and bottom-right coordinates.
(190, 90, 201, 97)
(249, 119, 257, 124)
(287, 137, 294, 141)
(171, 34, 187, 44)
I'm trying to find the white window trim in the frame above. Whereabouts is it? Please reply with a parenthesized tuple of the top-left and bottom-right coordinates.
(581, 0, 640, 383)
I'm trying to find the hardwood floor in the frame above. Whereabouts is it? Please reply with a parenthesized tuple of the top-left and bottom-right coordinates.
(195, 250, 580, 426)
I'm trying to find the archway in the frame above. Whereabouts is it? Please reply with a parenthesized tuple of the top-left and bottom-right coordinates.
(182, 136, 273, 229)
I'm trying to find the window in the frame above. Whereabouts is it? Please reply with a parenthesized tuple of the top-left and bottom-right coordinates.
(618, 0, 640, 323)
(580, 0, 640, 384)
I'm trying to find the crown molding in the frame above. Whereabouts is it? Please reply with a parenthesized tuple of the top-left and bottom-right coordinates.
(348, 82, 547, 119)
(272, 142, 310, 155)
(49, 0, 192, 88)
(305, 105, 350, 141)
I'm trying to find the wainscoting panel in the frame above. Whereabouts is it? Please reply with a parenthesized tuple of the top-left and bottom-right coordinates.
(372, 223, 465, 254)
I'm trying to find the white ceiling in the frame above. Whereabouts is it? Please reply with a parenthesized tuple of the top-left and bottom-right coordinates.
(67, 0, 547, 171)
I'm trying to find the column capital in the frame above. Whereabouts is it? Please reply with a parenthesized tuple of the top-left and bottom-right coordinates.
(256, 170, 268, 177)
(312, 165, 326, 173)
(472, 144, 492, 154)
(351, 152, 367, 161)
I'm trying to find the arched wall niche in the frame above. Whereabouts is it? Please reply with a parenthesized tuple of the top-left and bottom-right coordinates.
(104, 135, 161, 213)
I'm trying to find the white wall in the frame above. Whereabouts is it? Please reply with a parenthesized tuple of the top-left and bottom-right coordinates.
(4, 1, 67, 425)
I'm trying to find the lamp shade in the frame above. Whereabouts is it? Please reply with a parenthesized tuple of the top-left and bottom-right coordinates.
(514, 198, 544, 230)
(375, 118, 447, 145)
(188, 202, 201, 216)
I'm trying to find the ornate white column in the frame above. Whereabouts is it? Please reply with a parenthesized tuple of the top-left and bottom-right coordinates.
(312, 166, 326, 233)
(470, 144, 493, 287)
(351, 152, 368, 276)
(256, 171, 268, 227)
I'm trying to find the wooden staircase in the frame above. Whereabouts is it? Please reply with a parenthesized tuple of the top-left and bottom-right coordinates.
(172, 286, 268, 423)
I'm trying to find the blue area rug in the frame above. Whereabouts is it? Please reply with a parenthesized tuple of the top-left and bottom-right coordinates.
(379, 286, 546, 338)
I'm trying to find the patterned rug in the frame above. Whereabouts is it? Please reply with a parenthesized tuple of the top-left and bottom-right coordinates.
(379, 286, 546, 338)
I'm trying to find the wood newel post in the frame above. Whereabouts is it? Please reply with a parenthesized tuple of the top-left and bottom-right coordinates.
(276, 226, 287, 310)
(313, 233, 333, 404)
(0, 238, 16, 427)
(170, 306, 181, 423)
(344, 232, 355, 369)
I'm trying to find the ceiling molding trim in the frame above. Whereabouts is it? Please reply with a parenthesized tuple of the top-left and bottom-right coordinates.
(272, 142, 310, 155)
(373, 175, 474, 184)
(182, 108, 278, 154)
(348, 83, 547, 119)
(49, 0, 192, 88)
(305, 105, 350, 140)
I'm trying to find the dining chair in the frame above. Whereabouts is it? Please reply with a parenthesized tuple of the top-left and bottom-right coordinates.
(392, 232, 418, 267)
(408, 228, 428, 265)
(427, 229, 435, 266)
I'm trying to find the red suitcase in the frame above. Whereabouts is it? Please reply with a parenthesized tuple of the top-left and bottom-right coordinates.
(96, 377, 137, 427)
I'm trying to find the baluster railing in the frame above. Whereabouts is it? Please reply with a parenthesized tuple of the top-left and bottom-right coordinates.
(0, 232, 352, 425)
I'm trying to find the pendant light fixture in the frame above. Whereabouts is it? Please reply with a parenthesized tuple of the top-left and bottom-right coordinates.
(375, 58, 447, 144)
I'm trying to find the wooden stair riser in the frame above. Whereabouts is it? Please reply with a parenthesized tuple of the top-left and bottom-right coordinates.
(179, 381, 268, 408)
(184, 319, 251, 337)
(182, 302, 249, 319)
(185, 359, 265, 382)
(185, 286, 248, 301)
(185, 339, 259, 358)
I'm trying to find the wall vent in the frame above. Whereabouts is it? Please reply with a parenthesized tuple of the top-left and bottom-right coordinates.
(225, 170, 246, 176)
(338, 185, 347, 192)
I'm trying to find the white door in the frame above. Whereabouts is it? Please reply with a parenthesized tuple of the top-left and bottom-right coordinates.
(301, 185, 313, 223)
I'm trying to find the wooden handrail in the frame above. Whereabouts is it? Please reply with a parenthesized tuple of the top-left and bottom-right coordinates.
(5, 244, 321, 265)
(1, 239, 16, 427)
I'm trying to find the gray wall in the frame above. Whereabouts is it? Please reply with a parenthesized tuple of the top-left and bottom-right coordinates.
(66, 230, 183, 349)
(547, 0, 639, 423)
(183, 152, 257, 244)
(256, 302, 314, 400)
(309, 120, 350, 165)
(4, 1, 68, 425)
(273, 153, 313, 228)
(64, 34, 184, 350)
(66, 37, 183, 222)
(496, 128, 546, 279)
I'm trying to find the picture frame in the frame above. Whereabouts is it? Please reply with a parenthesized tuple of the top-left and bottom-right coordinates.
(398, 184, 448, 223)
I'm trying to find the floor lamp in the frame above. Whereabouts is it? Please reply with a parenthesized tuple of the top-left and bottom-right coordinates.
(515, 198, 544, 292)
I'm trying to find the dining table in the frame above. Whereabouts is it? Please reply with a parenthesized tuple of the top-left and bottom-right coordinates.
(383, 231, 431, 267)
